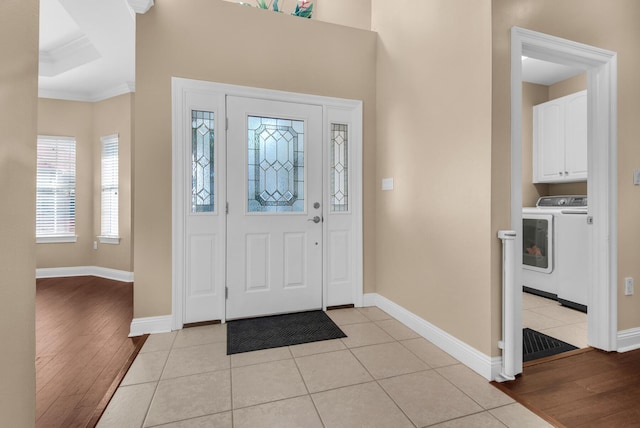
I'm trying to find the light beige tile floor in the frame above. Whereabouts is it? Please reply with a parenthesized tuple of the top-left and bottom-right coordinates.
(99, 307, 552, 428)
(522, 292, 588, 348)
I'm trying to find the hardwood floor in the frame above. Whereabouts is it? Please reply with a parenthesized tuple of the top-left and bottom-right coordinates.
(36, 276, 143, 428)
(494, 348, 640, 427)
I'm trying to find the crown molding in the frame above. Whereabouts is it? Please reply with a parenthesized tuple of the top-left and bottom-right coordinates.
(91, 82, 136, 102)
(127, 0, 154, 14)
(39, 81, 135, 103)
(39, 35, 101, 78)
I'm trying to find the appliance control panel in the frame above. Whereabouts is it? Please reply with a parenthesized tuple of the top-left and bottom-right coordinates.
(536, 195, 588, 207)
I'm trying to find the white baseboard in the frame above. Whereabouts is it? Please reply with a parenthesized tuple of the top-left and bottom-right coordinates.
(36, 266, 134, 282)
(129, 315, 173, 337)
(364, 293, 498, 381)
(617, 327, 640, 352)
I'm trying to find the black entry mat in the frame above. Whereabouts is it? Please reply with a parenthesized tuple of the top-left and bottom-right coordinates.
(523, 328, 579, 362)
(227, 310, 347, 355)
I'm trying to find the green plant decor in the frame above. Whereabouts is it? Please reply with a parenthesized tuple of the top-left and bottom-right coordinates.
(250, 0, 313, 18)
(292, 0, 312, 18)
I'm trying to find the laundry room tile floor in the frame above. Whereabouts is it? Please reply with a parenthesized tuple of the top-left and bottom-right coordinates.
(522, 292, 589, 349)
(98, 308, 553, 428)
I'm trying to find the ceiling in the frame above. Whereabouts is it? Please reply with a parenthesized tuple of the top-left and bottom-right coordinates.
(38, 0, 136, 102)
(38, 2, 583, 102)
(521, 56, 585, 86)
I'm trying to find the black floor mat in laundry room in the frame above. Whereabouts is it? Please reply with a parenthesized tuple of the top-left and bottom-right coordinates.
(227, 310, 346, 355)
(523, 328, 578, 362)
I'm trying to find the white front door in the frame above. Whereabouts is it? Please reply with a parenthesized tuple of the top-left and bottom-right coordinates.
(225, 96, 324, 319)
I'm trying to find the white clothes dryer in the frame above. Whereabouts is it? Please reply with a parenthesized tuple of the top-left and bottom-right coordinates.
(522, 195, 588, 311)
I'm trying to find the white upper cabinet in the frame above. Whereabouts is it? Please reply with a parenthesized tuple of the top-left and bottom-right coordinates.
(533, 90, 587, 183)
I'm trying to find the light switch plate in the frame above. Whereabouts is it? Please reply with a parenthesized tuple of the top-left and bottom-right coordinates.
(382, 177, 394, 191)
(634, 169, 640, 185)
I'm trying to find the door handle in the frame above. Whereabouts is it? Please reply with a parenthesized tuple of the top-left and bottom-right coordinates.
(308, 216, 321, 224)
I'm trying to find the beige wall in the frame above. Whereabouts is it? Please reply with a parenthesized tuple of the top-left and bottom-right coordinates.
(0, 0, 38, 425)
(549, 72, 587, 101)
(37, 95, 134, 272)
(134, 0, 376, 318)
(315, 0, 371, 30)
(372, 0, 494, 354)
(522, 74, 588, 207)
(492, 0, 640, 337)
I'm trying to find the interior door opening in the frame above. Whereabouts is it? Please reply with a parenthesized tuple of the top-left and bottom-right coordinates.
(507, 27, 618, 378)
(520, 61, 590, 360)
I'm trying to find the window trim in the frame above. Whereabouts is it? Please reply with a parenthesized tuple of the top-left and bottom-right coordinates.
(36, 235, 78, 244)
(98, 235, 121, 245)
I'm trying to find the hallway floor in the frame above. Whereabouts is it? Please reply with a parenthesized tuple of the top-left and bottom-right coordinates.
(98, 307, 551, 428)
(36, 276, 139, 428)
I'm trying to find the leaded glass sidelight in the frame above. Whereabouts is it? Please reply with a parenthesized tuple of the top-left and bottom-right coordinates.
(330, 123, 349, 212)
(191, 110, 215, 213)
(247, 116, 305, 213)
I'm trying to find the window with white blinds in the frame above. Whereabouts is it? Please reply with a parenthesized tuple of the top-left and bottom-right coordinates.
(99, 134, 119, 243)
(36, 136, 77, 242)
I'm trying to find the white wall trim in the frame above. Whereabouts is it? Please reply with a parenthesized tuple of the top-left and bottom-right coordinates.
(36, 266, 134, 282)
(617, 328, 640, 353)
(364, 293, 499, 381)
(129, 315, 172, 337)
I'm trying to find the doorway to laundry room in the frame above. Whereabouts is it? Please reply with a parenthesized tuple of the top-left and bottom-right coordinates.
(520, 62, 589, 362)
(508, 27, 618, 373)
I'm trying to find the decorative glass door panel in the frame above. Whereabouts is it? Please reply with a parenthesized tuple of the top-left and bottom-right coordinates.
(226, 97, 323, 320)
(330, 123, 349, 212)
(191, 110, 215, 213)
(247, 116, 304, 213)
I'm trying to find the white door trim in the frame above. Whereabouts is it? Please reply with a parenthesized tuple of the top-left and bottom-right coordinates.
(508, 27, 618, 375)
(171, 78, 363, 330)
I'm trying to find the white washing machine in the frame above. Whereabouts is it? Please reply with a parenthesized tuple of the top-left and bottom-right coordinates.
(522, 195, 588, 311)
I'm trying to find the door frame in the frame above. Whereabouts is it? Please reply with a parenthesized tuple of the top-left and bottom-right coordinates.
(171, 78, 363, 330)
(508, 27, 618, 375)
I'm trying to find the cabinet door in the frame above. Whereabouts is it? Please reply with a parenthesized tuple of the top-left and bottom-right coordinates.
(564, 91, 588, 181)
(533, 100, 564, 183)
